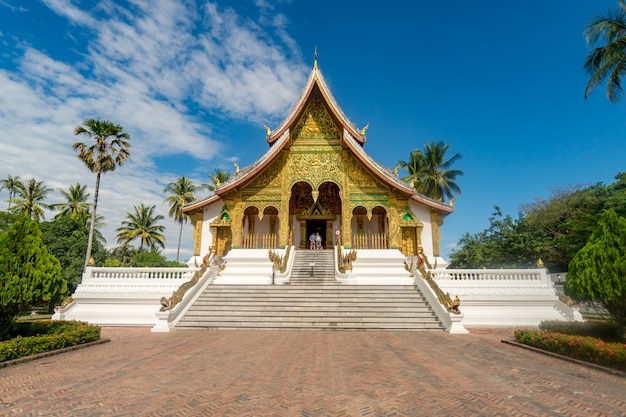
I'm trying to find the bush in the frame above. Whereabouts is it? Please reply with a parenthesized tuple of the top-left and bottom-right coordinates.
(539, 320, 625, 343)
(0, 320, 101, 362)
(514, 329, 626, 371)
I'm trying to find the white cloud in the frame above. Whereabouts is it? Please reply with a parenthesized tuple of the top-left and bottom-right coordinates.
(0, 0, 307, 260)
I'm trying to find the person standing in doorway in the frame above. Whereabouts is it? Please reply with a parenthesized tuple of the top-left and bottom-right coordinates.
(309, 232, 316, 250)
(315, 232, 322, 250)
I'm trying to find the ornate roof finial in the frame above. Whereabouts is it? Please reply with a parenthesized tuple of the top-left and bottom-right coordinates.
(359, 123, 369, 137)
(263, 124, 272, 138)
(234, 163, 240, 175)
(314, 46, 318, 69)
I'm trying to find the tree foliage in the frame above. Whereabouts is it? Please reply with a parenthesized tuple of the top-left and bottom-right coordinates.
(566, 209, 626, 327)
(449, 173, 626, 272)
(73, 118, 131, 268)
(163, 176, 197, 262)
(0, 217, 67, 338)
(115, 204, 166, 251)
(584, 0, 626, 103)
(39, 217, 106, 292)
(396, 141, 463, 203)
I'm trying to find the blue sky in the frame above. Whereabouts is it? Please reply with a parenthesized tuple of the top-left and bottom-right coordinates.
(1, 0, 625, 261)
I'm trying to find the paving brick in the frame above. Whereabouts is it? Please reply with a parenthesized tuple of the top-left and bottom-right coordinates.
(0, 328, 624, 416)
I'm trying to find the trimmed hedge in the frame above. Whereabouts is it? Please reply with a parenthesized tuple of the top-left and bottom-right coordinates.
(514, 329, 626, 371)
(539, 320, 625, 343)
(0, 321, 101, 362)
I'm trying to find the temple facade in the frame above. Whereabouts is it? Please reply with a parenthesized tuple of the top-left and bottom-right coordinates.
(183, 62, 454, 261)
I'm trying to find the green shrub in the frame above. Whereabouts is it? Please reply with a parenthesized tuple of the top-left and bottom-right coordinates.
(0, 320, 101, 362)
(539, 320, 625, 343)
(514, 329, 626, 371)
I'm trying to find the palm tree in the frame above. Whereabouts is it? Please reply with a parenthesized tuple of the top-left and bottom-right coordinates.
(73, 118, 131, 268)
(9, 178, 52, 221)
(163, 176, 197, 262)
(115, 204, 166, 251)
(203, 169, 232, 191)
(419, 141, 463, 202)
(0, 175, 22, 210)
(52, 183, 91, 220)
(395, 149, 427, 187)
(584, 1, 626, 103)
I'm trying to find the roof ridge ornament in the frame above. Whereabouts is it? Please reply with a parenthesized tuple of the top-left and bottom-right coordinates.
(314, 46, 318, 69)
(359, 123, 369, 137)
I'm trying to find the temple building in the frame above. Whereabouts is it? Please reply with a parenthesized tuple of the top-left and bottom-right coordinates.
(183, 60, 454, 261)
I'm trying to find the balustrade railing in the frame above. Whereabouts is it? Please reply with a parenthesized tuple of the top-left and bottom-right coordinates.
(241, 233, 278, 249)
(84, 267, 197, 283)
(430, 269, 546, 282)
(351, 233, 388, 249)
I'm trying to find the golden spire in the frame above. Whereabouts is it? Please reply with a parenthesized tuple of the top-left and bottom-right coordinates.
(314, 46, 318, 69)
(234, 163, 240, 175)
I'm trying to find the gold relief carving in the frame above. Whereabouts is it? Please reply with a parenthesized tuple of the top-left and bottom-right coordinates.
(293, 94, 340, 141)
(249, 158, 283, 188)
(189, 212, 204, 256)
(430, 211, 444, 257)
(346, 156, 378, 188)
(287, 152, 342, 189)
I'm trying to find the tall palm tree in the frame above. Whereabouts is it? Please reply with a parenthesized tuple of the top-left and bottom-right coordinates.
(203, 169, 232, 191)
(584, 1, 626, 103)
(163, 176, 197, 262)
(395, 149, 427, 187)
(0, 175, 22, 210)
(115, 204, 166, 251)
(73, 118, 131, 268)
(419, 141, 463, 202)
(9, 178, 52, 221)
(52, 183, 91, 220)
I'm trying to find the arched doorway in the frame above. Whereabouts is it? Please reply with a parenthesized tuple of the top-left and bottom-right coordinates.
(290, 181, 341, 249)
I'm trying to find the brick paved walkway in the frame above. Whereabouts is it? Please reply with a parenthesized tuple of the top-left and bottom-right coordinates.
(1, 328, 625, 416)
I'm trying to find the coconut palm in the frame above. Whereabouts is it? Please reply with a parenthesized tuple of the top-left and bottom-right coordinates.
(419, 141, 463, 202)
(163, 176, 197, 262)
(0, 175, 22, 210)
(395, 150, 427, 188)
(203, 169, 231, 191)
(9, 178, 52, 221)
(52, 183, 91, 220)
(115, 204, 166, 251)
(584, 1, 626, 103)
(73, 118, 131, 268)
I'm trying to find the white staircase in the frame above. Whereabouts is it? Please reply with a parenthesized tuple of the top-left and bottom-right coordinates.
(175, 250, 444, 331)
(175, 284, 443, 331)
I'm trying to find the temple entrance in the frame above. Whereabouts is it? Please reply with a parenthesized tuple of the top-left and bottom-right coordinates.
(306, 220, 326, 249)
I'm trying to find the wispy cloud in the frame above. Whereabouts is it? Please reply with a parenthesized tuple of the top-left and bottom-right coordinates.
(0, 0, 307, 259)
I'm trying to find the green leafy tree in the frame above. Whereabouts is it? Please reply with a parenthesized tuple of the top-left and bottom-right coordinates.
(0, 217, 67, 338)
(0, 211, 19, 234)
(0, 175, 21, 210)
(9, 178, 52, 221)
(105, 244, 138, 267)
(567, 209, 626, 327)
(396, 142, 462, 202)
(40, 217, 106, 293)
(395, 150, 427, 187)
(115, 204, 166, 251)
(132, 250, 186, 267)
(52, 183, 91, 220)
(164, 176, 197, 262)
(584, 0, 626, 103)
(73, 118, 131, 268)
(419, 141, 463, 202)
(204, 169, 231, 191)
(448, 206, 537, 269)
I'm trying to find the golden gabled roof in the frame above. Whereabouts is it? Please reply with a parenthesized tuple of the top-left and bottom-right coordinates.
(266, 64, 366, 145)
(183, 62, 454, 216)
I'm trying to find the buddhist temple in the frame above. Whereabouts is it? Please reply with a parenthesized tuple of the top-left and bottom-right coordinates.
(182, 59, 454, 262)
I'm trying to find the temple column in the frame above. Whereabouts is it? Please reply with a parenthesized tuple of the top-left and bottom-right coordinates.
(189, 212, 204, 256)
(430, 211, 444, 257)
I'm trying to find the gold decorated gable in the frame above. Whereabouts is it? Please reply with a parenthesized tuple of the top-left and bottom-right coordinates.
(210, 207, 232, 227)
(298, 200, 334, 220)
(292, 93, 340, 142)
(399, 206, 422, 227)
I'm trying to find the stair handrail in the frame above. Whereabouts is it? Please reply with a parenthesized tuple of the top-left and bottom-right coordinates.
(411, 255, 468, 334)
(336, 245, 357, 273)
(152, 258, 219, 332)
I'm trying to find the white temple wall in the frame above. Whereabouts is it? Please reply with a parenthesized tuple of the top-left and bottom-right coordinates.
(408, 200, 435, 259)
(201, 201, 224, 256)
